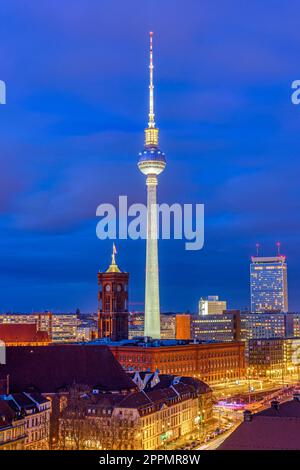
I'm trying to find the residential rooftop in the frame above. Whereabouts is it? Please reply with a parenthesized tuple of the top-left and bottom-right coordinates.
(0, 345, 136, 394)
(219, 396, 300, 450)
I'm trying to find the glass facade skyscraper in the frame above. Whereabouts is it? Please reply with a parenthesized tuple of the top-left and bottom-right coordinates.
(250, 256, 288, 313)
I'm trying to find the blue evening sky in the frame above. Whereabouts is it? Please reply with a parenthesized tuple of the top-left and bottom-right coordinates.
(1, 1, 300, 312)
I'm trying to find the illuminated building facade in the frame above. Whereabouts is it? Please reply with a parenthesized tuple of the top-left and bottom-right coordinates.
(198, 296, 227, 316)
(128, 312, 144, 339)
(192, 312, 240, 342)
(241, 312, 286, 340)
(284, 338, 300, 377)
(160, 314, 176, 339)
(0, 312, 79, 343)
(51, 314, 78, 343)
(128, 311, 293, 345)
(192, 311, 287, 343)
(248, 338, 286, 378)
(109, 340, 245, 384)
(285, 313, 300, 337)
(98, 246, 129, 341)
(128, 313, 176, 340)
(0, 401, 25, 450)
(138, 33, 166, 339)
(176, 314, 191, 340)
(250, 256, 288, 313)
(13, 393, 51, 450)
(58, 373, 212, 450)
(247, 337, 297, 378)
(0, 393, 51, 450)
(247, 337, 300, 379)
(76, 326, 97, 342)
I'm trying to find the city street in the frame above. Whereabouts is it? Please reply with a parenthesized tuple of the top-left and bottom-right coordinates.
(212, 375, 300, 402)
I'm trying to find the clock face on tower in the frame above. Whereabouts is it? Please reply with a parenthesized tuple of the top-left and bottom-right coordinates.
(117, 284, 122, 292)
(105, 284, 111, 292)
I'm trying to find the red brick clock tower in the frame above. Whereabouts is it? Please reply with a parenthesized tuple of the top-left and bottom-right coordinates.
(98, 245, 129, 341)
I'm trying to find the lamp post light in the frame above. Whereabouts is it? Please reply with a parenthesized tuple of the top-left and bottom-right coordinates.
(201, 409, 206, 441)
(247, 367, 253, 404)
(135, 432, 142, 450)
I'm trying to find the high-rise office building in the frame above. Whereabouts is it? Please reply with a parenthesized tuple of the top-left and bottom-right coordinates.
(241, 312, 286, 340)
(250, 255, 288, 313)
(138, 32, 166, 339)
(191, 310, 288, 343)
(192, 312, 240, 342)
(51, 314, 78, 343)
(198, 296, 227, 316)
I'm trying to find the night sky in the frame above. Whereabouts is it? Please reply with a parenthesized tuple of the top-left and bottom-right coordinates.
(1, 1, 300, 313)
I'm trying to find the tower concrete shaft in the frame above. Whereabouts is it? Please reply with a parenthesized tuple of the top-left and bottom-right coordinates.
(144, 175, 160, 338)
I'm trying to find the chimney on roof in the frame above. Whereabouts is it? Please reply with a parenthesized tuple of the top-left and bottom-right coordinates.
(271, 400, 280, 410)
(243, 410, 252, 422)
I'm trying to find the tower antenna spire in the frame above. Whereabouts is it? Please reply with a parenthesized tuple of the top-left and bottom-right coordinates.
(148, 31, 155, 128)
(256, 243, 260, 257)
(276, 241, 281, 256)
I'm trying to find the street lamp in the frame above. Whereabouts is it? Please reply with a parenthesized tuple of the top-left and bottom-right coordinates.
(247, 367, 252, 404)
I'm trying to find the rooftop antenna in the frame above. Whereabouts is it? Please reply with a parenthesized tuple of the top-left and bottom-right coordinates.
(256, 243, 260, 257)
(112, 242, 117, 265)
(276, 241, 281, 256)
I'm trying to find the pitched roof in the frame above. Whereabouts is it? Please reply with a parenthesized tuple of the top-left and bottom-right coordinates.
(0, 392, 50, 417)
(256, 399, 300, 418)
(26, 392, 50, 405)
(10, 392, 35, 408)
(118, 391, 152, 408)
(132, 372, 212, 395)
(63, 373, 210, 416)
(118, 374, 210, 413)
(0, 345, 136, 394)
(219, 399, 300, 450)
(0, 324, 49, 343)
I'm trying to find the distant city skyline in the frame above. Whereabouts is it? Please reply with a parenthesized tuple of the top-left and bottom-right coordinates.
(1, 2, 300, 312)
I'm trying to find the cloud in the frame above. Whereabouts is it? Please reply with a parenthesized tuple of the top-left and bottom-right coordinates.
(0, 0, 300, 311)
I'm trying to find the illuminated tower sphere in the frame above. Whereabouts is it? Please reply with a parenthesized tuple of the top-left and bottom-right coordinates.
(138, 32, 166, 339)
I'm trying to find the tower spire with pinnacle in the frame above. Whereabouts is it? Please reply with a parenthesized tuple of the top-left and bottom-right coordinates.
(106, 243, 121, 273)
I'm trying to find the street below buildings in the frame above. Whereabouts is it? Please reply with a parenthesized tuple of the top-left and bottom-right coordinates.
(168, 375, 300, 450)
(212, 374, 300, 402)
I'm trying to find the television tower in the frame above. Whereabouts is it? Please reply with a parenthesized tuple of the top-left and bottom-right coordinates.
(138, 32, 166, 339)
